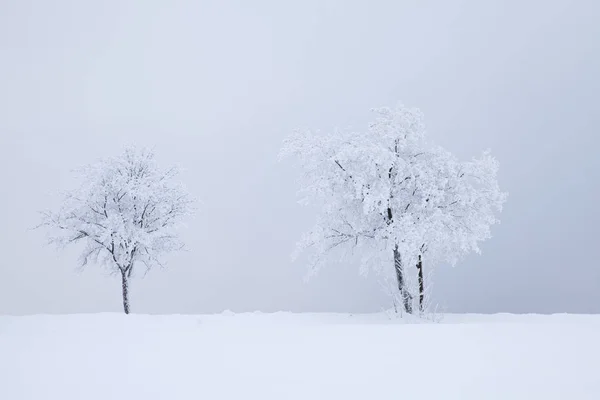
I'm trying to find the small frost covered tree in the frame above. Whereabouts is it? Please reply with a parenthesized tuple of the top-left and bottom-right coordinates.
(280, 104, 507, 314)
(40, 147, 193, 314)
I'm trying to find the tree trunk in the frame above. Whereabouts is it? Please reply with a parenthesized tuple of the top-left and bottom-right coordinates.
(394, 245, 413, 314)
(417, 254, 424, 312)
(121, 271, 130, 314)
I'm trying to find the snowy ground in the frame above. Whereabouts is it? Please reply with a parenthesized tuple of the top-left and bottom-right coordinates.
(1, 312, 599, 399)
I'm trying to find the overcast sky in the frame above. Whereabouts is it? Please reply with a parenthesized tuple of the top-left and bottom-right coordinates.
(0, 0, 598, 315)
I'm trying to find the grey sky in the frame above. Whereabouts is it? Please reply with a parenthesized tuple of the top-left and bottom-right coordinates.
(0, 0, 598, 315)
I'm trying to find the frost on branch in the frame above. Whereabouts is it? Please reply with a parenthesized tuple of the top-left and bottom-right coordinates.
(280, 104, 507, 313)
(40, 147, 194, 313)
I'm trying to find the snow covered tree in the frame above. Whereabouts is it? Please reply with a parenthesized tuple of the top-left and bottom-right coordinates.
(40, 147, 194, 314)
(280, 104, 507, 313)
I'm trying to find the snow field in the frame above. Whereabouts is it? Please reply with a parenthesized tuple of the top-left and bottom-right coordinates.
(1, 312, 598, 399)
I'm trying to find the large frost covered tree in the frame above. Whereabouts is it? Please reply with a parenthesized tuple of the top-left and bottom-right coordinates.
(40, 147, 193, 314)
(280, 105, 507, 313)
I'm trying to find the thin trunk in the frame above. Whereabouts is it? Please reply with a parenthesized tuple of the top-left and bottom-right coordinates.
(417, 254, 424, 312)
(393, 245, 413, 314)
(121, 271, 130, 314)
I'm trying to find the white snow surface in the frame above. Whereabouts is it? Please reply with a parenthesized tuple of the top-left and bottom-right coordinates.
(1, 312, 598, 399)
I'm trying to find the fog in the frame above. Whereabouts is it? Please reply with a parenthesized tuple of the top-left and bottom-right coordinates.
(1, 0, 598, 315)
